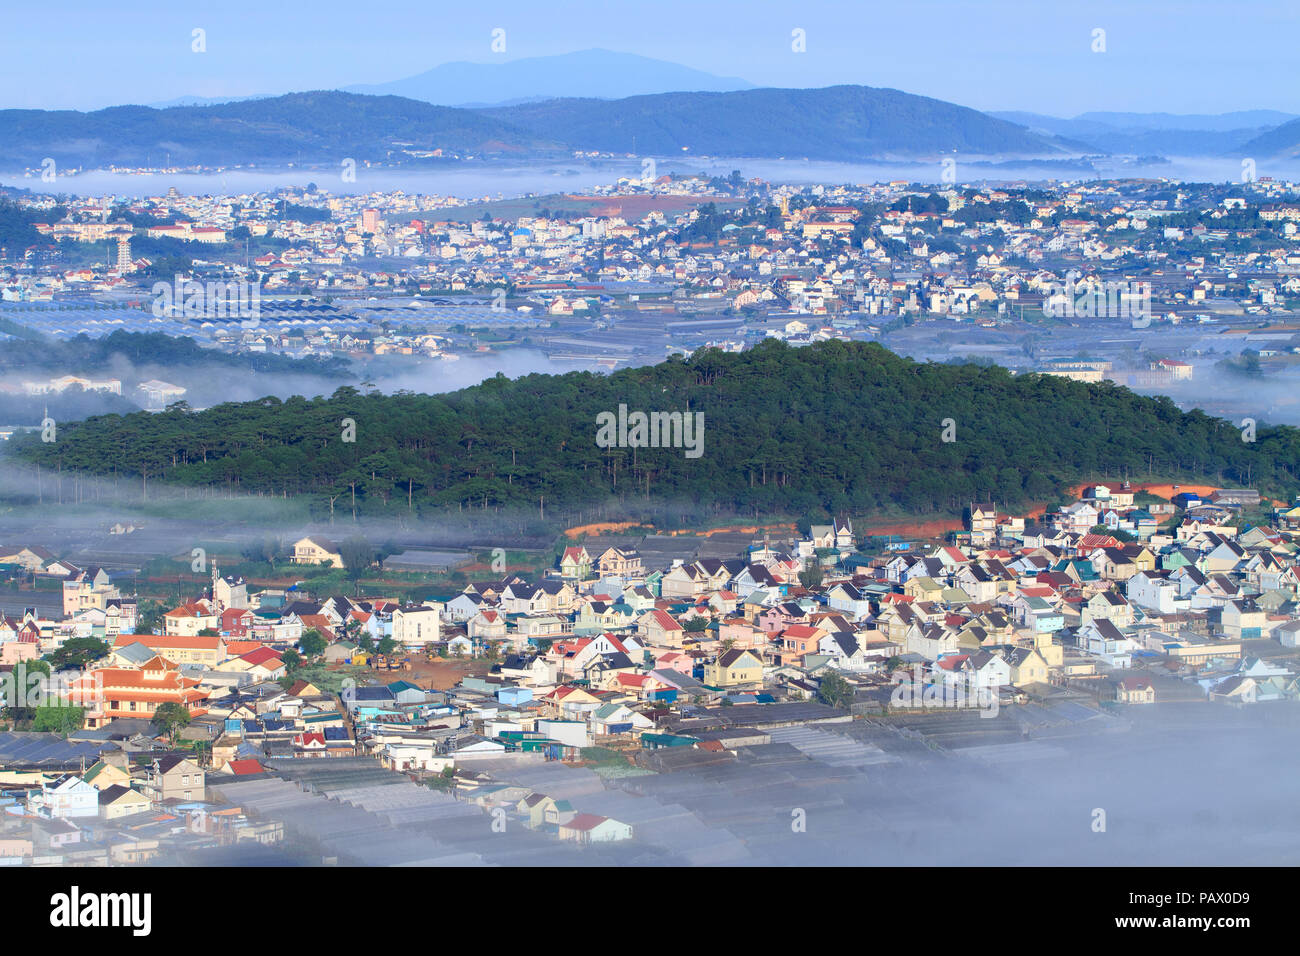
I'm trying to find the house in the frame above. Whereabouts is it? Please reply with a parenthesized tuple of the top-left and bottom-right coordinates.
(73, 656, 208, 729)
(962, 649, 1012, 689)
(29, 775, 99, 819)
(292, 536, 344, 568)
(1221, 599, 1266, 640)
(1116, 676, 1156, 703)
(1003, 646, 1050, 686)
(826, 582, 872, 620)
(82, 759, 131, 791)
(558, 813, 634, 844)
(638, 608, 685, 648)
(541, 684, 603, 720)
(144, 755, 206, 803)
(99, 785, 152, 820)
(969, 503, 998, 545)
(703, 648, 763, 687)
(1078, 619, 1135, 668)
(559, 546, 592, 580)
(1276, 620, 1300, 648)
(0, 544, 57, 572)
(1209, 675, 1257, 704)
(467, 608, 508, 640)
(445, 591, 485, 622)
(161, 602, 221, 638)
(115, 632, 226, 666)
(516, 792, 576, 829)
(392, 603, 442, 647)
(595, 547, 643, 578)
(228, 647, 286, 680)
(589, 701, 653, 735)
(323, 640, 361, 664)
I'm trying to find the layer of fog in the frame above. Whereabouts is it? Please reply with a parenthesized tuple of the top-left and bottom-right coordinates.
(11, 154, 1300, 202)
(1, 348, 594, 426)
(164, 704, 1300, 866)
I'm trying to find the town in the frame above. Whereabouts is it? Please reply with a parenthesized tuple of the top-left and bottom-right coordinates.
(0, 477, 1297, 865)
(3, 171, 1300, 428)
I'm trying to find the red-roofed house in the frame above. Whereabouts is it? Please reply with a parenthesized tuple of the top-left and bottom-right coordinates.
(638, 608, 685, 648)
(220, 608, 255, 637)
(1116, 677, 1156, 704)
(226, 759, 266, 776)
(163, 601, 219, 637)
(558, 813, 633, 843)
(226, 647, 286, 680)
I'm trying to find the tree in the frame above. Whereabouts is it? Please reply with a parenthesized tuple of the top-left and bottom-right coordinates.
(799, 566, 824, 589)
(281, 648, 303, 673)
(299, 629, 327, 659)
(45, 637, 109, 671)
(152, 702, 191, 742)
(21, 659, 51, 678)
(817, 670, 855, 710)
(377, 637, 397, 656)
(340, 536, 375, 583)
(136, 600, 165, 634)
(32, 705, 84, 737)
(244, 535, 285, 569)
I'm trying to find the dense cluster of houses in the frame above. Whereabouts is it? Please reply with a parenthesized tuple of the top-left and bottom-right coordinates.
(5, 480, 1300, 862)
(7, 175, 1300, 372)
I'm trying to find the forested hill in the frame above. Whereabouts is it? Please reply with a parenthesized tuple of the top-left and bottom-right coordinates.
(10, 340, 1299, 519)
(0, 85, 1071, 170)
(482, 85, 1071, 160)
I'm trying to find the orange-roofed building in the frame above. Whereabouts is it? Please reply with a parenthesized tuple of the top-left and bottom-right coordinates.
(223, 639, 265, 659)
(72, 655, 208, 730)
(163, 601, 219, 637)
(779, 624, 828, 661)
(225, 647, 286, 680)
(112, 632, 226, 667)
(297, 614, 337, 641)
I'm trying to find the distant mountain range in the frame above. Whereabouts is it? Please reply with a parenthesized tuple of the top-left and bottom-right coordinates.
(485, 86, 1076, 160)
(344, 49, 756, 106)
(0, 85, 1078, 171)
(7, 54, 1300, 173)
(0, 92, 561, 170)
(149, 49, 755, 110)
(1239, 118, 1300, 159)
(991, 109, 1298, 156)
(77, 50, 1297, 166)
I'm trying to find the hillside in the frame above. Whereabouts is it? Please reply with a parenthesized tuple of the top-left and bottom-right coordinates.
(990, 111, 1274, 156)
(0, 85, 1074, 171)
(484, 85, 1073, 160)
(1239, 118, 1300, 159)
(11, 340, 1300, 521)
(0, 91, 559, 169)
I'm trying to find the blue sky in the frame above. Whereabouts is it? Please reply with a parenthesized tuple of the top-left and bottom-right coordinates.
(3, 0, 1296, 115)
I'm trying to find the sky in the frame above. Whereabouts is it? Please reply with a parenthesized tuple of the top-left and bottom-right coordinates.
(2, 0, 1297, 116)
